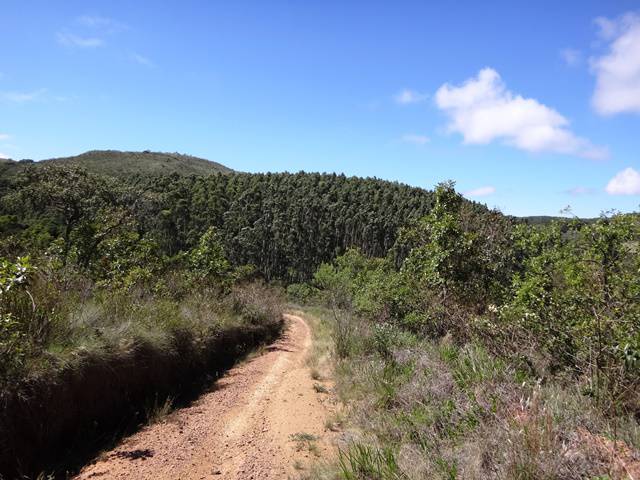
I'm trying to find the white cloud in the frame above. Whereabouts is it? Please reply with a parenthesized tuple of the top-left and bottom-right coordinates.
(0, 152, 9, 160)
(605, 167, 640, 195)
(591, 12, 640, 115)
(435, 68, 608, 160)
(594, 16, 619, 40)
(400, 133, 430, 145)
(57, 31, 104, 48)
(0, 88, 47, 102)
(394, 89, 428, 105)
(464, 186, 496, 197)
(130, 52, 154, 67)
(0, 134, 10, 141)
(560, 48, 582, 67)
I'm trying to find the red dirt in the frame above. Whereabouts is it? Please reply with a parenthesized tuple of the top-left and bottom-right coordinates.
(74, 314, 336, 479)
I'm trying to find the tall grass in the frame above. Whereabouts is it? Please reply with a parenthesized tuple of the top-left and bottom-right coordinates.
(306, 307, 640, 480)
(0, 276, 284, 478)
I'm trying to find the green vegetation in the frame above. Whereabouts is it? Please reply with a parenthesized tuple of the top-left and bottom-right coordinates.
(0, 155, 446, 477)
(2, 159, 443, 281)
(0, 160, 285, 478)
(1, 153, 638, 479)
(302, 183, 639, 479)
(0, 149, 232, 180)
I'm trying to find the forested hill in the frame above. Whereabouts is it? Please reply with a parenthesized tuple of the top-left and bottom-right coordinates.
(0, 150, 232, 179)
(0, 161, 472, 280)
(520, 215, 600, 225)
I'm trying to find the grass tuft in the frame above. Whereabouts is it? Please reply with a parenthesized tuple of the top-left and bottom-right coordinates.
(313, 382, 329, 394)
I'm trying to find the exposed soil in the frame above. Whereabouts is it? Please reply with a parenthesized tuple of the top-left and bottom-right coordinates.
(74, 314, 336, 480)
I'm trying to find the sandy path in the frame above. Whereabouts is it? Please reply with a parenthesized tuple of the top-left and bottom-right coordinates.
(74, 314, 335, 480)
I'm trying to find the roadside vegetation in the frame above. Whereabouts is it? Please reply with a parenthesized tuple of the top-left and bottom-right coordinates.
(0, 165, 285, 478)
(1, 156, 638, 479)
(292, 183, 640, 479)
(0, 158, 438, 478)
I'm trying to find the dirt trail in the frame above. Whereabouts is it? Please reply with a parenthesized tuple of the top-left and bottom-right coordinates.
(75, 314, 336, 480)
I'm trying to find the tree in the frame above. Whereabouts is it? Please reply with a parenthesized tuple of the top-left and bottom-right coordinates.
(189, 227, 231, 284)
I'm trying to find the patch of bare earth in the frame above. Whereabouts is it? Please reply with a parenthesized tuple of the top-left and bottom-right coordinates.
(74, 314, 337, 480)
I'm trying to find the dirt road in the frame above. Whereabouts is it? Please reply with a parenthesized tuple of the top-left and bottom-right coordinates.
(75, 314, 335, 480)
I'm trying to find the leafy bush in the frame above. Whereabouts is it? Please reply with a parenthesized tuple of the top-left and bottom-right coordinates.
(0, 257, 35, 380)
(189, 226, 232, 284)
(286, 282, 319, 304)
(501, 214, 640, 410)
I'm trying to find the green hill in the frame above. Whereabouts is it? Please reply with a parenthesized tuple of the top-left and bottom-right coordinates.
(0, 150, 232, 179)
(520, 215, 598, 225)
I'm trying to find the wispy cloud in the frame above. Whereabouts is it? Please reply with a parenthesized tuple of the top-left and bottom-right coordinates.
(564, 186, 596, 195)
(56, 15, 127, 50)
(560, 48, 582, 67)
(605, 167, 640, 195)
(57, 31, 104, 48)
(435, 68, 609, 160)
(0, 152, 9, 160)
(400, 133, 430, 145)
(464, 186, 496, 197)
(394, 89, 428, 105)
(591, 12, 640, 115)
(594, 16, 620, 40)
(0, 134, 10, 141)
(130, 52, 155, 67)
(0, 88, 47, 103)
(77, 15, 127, 32)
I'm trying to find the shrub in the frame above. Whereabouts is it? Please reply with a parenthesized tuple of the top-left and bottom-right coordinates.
(0, 257, 36, 381)
(338, 443, 405, 480)
(287, 282, 319, 304)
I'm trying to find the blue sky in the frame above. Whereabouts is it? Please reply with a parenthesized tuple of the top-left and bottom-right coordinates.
(2, 0, 640, 217)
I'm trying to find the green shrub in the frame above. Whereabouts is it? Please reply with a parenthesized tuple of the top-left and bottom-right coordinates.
(0, 257, 35, 381)
(286, 282, 319, 304)
(338, 443, 405, 480)
(189, 226, 232, 284)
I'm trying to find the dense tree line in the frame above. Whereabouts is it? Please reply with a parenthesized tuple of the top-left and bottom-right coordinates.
(1, 166, 460, 281)
(308, 183, 640, 414)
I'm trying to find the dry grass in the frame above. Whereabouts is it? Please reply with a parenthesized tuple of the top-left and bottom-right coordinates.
(291, 432, 321, 457)
(145, 395, 174, 425)
(301, 307, 335, 382)
(305, 306, 640, 480)
(314, 383, 329, 394)
(0, 282, 285, 478)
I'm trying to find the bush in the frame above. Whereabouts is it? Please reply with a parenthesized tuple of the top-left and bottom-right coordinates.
(286, 282, 319, 304)
(0, 257, 36, 381)
(339, 443, 405, 480)
(501, 214, 640, 411)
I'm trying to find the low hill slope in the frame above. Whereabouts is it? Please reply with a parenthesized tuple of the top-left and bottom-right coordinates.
(1, 150, 232, 178)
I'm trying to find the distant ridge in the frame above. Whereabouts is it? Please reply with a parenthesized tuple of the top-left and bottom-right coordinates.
(0, 150, 232, 178)
(520, 215, 598, 225)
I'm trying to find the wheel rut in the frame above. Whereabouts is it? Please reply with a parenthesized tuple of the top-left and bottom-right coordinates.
(74, 314, 335, 480)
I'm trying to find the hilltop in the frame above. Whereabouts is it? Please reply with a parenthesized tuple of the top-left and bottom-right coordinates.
(0, 150, 232, 179)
